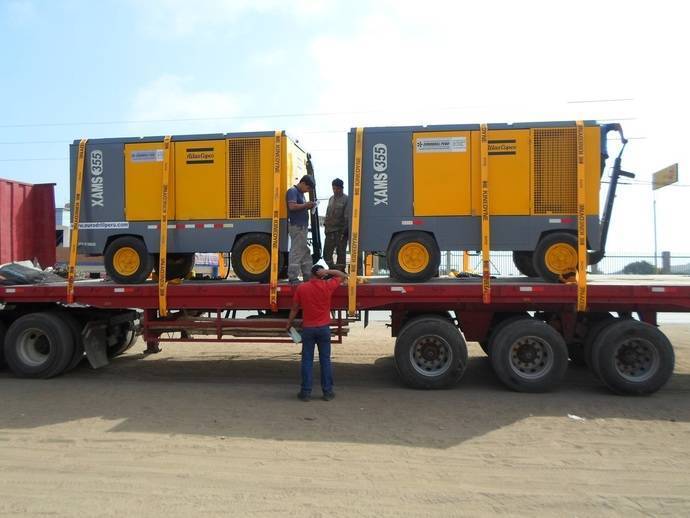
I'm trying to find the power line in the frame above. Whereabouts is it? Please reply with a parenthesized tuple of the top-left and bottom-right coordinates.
(567, 98, 634, 104)
(0, 157, 67, 162)
(0, 107, 640, 129)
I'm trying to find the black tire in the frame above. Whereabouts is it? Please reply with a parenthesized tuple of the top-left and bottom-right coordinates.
(231, 233, 283, 283)
(583, 314, 616, 375)
(394, 316, 468, 389)
(490, 319, 569, 392)
(387, 232, 440, 283)
(154, 253, 195, 280)
(533, 232, 579, 283)
(4, 312, 76, 378)
(0, 321, 7, 368)
(108, 323, 138, 358)
(591, 320, 675, 395)
(104, 236, 154, 284)
(479, 313, 531, 357)
(53, 312, 85, 372)
(512, 251, 538, 277)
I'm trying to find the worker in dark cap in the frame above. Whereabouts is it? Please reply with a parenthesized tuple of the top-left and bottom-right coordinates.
(286, 175, 317, 284)
(286, 264, 348, 402)
(323, 178, 349, 271)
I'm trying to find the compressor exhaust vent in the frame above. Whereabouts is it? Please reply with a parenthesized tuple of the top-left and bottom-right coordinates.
(532, 128, 577, 215)
(228, 139, 261, 218)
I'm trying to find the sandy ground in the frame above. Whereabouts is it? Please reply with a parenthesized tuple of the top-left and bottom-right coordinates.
(1, 322, 689, 517)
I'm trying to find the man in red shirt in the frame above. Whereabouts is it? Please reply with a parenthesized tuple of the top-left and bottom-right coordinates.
(285, 265, 347, 402)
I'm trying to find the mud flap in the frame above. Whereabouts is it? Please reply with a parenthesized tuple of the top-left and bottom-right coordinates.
(83, 321, 109, 369)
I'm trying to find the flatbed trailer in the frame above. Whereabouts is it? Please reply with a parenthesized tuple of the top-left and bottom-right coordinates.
(1, 275, 688, 395)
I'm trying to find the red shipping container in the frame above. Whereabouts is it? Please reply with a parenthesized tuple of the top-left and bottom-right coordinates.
(0, 178, 56, 268)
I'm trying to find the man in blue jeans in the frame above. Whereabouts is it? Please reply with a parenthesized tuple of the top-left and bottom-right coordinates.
(285, 265, 347, 401)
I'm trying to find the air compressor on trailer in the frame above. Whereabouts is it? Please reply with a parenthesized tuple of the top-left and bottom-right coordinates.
(70, 131, 321, 284)
(348, 120, 632, 282)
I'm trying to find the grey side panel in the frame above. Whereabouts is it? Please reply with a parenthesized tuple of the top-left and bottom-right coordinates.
(353, 128, 414, 251)
(71, 141, 126, 254)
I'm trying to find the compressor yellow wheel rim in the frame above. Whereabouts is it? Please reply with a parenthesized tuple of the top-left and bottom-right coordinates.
(241, 244, 271, 275)
(112, 247, 141, 277)
(544, 242, 578, 274)
(398, 242, 430, 274)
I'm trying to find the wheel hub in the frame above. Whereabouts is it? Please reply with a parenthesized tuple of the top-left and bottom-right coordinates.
(409, 335, 452, 377)
(113, 246, 141, 276)
(544, 242, 577, 274)
(242, 244, 270, 274)
(16, 328, 51, 367)
(509, 336, 554, 379)
(614, 338, 659, 382)
(398, 242, 430, 273)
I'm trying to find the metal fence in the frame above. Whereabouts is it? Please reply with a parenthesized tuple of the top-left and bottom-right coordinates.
(374, 252, 690, 277)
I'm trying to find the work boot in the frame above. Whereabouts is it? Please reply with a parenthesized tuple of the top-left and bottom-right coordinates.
(297, 391, 311, 402)
(322, 391, 335, 401)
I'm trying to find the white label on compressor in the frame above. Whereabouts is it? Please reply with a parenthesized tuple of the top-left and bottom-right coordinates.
(131, 149, 164, 162)
(78, 222, 130, 230)
(415, 136, 467, 153)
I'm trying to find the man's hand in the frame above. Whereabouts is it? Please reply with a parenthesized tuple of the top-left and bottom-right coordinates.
(285, 320, 293, 331)
(323, 269, 348, 280)
(305, 201, 316, 209)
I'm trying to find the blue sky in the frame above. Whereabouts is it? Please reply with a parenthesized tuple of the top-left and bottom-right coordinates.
(1, 0, 689, 254)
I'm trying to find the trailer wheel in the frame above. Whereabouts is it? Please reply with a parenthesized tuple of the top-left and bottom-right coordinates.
(479, 313, 531, 356)
(583, 314, 616, 375)
(387, 232, 440, 283)
(53, 312, 86, 372)
(231, 233, 283, 282)
(490, 319, 569, 392)
(154, 253, 195, 280)
(533, 232, 579, 283)
(104, 236, 154, 284)
(0, 321, 7, 368)
(394, 315, 468, 389)
(108, 323, 137, 358)
(512, 251, 538, 277)
(3, 312, 76, 378)
(591, 320, 674, 395)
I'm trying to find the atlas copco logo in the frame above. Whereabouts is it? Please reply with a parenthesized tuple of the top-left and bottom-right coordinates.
(90, 150, 105, 207)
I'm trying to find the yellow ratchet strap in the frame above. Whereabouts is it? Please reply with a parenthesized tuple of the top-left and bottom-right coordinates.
(348, 128, 364, 317)
(576, 121, 587, 311)
(66, 138, 88, 304)
(269, 131, 282, 311)
(480, 124, 491, 304)
(158, 136, 172, 317)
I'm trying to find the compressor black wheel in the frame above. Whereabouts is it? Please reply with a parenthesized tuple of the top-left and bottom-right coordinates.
(104, 236, 154, 284)
(533, 232, 579, 283)
(154, 253, 195, 280)
(387, 231, 440, 283)
(231, 233, 284, 282)
(512, 251, 538, 277)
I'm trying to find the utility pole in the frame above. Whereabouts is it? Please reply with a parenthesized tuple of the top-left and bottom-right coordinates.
(651, 163, 678, 271)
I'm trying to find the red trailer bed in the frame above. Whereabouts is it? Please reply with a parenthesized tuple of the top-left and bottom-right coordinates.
(1, 275, 688, 395)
